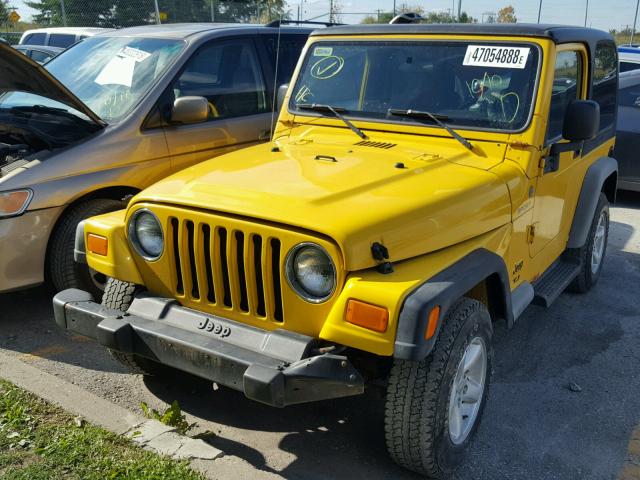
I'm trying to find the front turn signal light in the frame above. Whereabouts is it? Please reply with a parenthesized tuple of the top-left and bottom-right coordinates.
(424, 306, 441, 340)
(87, 234, 108, 256)
(346, 299, 389, 333)
(0, 189, 32, 218)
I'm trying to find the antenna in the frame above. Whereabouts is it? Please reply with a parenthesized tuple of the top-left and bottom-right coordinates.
(269, 15, 283, 141)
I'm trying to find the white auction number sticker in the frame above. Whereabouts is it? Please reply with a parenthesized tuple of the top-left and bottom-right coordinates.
(463, 45, 530, 69)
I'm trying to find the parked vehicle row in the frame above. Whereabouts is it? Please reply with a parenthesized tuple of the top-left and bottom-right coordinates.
(50, 22, 619, 477)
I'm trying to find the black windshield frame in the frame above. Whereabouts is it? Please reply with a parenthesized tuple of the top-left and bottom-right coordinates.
(289, 39, 543, 134)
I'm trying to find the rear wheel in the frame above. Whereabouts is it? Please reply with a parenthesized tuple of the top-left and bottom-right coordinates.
(102, 277, 170, 377)
(567, 192, 609, 293)
(48, 198, 123, 297)
(384, 298, 493, 478)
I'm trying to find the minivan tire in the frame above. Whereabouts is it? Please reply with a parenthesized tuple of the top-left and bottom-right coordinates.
(49, 198, 123, 297)
(384, 298, 493, 478)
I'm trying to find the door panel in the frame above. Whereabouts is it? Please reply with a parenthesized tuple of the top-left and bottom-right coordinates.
(163, 37, 272, 173)
(529, 47, 587, 257)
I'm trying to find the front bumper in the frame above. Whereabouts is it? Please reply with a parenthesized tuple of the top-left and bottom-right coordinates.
(53, 289, 365, 407)
(0, 206, 63, 293)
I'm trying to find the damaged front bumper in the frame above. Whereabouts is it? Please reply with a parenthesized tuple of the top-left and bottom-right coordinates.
(52, 289, 364, 407)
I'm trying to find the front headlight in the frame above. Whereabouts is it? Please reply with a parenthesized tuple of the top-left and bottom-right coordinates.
(0, 189, 32, 218)
(286, 243, 336, 303)
(128, 209, 163, 260)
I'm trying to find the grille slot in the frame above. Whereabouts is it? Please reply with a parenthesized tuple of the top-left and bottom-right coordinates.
(355, 140, 397, 149)
(171, 218, 183, 295)
(170, 218, 284, 322)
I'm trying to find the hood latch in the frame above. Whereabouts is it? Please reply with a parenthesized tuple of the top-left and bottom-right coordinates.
(371, 242, 394, 274)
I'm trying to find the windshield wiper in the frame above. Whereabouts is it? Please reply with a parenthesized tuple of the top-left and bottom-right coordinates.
(10, 104, 96, 127)
(297, 103, 368, 140)
(388, 108, 473, 151)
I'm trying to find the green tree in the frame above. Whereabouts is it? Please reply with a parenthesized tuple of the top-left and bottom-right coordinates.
(497, 5, 516, 23)
(25, 0, 114, 26)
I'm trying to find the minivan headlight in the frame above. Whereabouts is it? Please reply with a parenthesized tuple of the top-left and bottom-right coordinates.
(128, 209, 163, 260)
(286, 243, 336, 303)
(0, 189, 32, 218)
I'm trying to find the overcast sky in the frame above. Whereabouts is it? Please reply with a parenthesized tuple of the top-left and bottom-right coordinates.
(9, 0, 640, 32)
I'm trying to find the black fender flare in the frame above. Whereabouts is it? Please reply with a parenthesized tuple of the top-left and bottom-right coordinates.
(394, 248, 513, 361)
(567, 156, 618, 249)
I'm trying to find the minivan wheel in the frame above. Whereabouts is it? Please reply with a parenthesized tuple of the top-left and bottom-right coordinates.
(102, 277, 172, 377)
(567, 192, 610, 293)
(48, 198, 123, 297)
(384, 298, 493, 478)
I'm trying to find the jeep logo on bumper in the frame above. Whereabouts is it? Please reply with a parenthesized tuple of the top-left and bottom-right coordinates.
(197, 318, 231, 338)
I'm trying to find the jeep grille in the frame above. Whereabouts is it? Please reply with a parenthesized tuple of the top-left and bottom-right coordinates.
(169, 218, 284, 322)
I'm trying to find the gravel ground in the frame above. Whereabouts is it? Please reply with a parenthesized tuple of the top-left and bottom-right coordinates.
(1, 192, 640, 480)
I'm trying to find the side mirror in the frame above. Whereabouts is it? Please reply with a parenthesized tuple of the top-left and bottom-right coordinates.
(171, 96, 209, 124)
(276, 84, 289, 112)
(550, 100, 600, 157)
(562, 99, 600, 142)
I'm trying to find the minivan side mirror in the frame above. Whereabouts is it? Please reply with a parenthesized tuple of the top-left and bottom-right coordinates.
(550, 100, 600, 156)
(277, 84, 289, 112)
(171, 96, 209, 124)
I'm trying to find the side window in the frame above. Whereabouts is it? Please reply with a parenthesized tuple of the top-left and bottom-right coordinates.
(263, 34, 308, 85)
(23, 33, 46, 45)
(48, 34, 76, 48)
(620, 61, 640, 73)
(173, 39, 267, 120)
(30, 50, 53, 64)
(592, 41, 618, 132)
(547, 50, 582, 141)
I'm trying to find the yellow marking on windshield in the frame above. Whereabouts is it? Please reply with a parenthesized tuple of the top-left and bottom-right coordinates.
(358, 53, 370, 110)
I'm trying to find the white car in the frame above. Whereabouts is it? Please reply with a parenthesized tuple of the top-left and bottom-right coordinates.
(619, 46, 640, 72)
(19, 27, 114, 49)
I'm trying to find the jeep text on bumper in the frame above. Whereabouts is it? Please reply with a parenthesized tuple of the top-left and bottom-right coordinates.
(52, 289, 364, 408)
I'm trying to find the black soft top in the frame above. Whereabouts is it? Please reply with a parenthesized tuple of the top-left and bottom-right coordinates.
(312, 23, 613, 46)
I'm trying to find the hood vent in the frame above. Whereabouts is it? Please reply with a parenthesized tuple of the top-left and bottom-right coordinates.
(354, 140, 397, 149)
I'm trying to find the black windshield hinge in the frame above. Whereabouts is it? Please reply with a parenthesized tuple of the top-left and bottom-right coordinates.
(371, 242, 394, 274)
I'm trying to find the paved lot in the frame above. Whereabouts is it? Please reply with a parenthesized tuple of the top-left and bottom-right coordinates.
(1, 192, 640, 479)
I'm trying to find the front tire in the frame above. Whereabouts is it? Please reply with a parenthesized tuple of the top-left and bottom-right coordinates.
(102, 277, 169, 377)
(567, 192, 610, 293)
(384, 298, 493, 478)
(48, 198, 123, 297)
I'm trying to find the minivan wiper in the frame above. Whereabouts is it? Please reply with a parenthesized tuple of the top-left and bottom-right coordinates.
(297, 103, 368, 140)
(388, 108, 473, 151)
(10, 104, 97, 127)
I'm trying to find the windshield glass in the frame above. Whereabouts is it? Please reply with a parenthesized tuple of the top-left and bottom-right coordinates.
(290, 41, 540, 132)
(45, 36, 184, 122)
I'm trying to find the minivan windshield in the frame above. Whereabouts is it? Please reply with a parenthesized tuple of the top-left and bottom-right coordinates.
(45, 36, 184, 122)
(290, 41, 540, 132)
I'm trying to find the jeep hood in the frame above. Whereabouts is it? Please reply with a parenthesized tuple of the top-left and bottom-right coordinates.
(0, 43, 103, 126)
(135, 132, 511, 271)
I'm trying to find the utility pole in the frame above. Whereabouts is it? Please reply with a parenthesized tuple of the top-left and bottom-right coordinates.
(537, 0, 542, 23)
(584, 0, 588, 27)
(210, 0, 215, 22)
(329, 0, 334, 23)
(60, 0, 68, 26)
(154, 0, 161, 24)
(457, 0, 462, 21)
(393, 0, 396, 16)
(632, 0, 640, 45)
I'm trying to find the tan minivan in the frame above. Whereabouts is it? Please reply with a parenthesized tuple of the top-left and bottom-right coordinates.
(0, 23, 312, 296)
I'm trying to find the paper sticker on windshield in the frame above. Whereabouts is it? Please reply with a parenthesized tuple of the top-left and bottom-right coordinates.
(95, 56, 136, 87)
(120, 46, 151, 62)
(463, 45, 530, 69)
(313, 46, 333, 57)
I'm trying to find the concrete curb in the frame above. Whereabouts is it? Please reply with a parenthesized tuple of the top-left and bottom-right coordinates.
(0, 351, 223, 468)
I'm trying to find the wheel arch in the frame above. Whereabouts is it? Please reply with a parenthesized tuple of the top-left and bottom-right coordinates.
(43, 185, 140, 279)
(567, 156, 618, 249)
(393, 248, 513, 361)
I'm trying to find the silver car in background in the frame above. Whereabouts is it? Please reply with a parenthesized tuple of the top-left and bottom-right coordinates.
(0, 23, 312, 296)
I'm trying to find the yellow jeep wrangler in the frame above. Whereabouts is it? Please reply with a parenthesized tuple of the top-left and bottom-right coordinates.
(53, 24, 619, 476)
